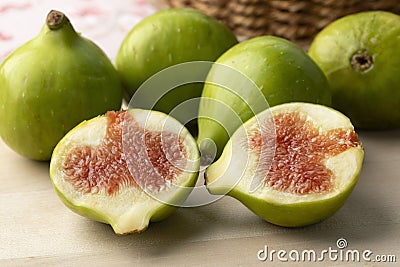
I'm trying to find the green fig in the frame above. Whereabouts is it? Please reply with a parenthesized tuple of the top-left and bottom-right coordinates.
(0, 10, 123, 161)
(50, 109, 200, 234)
(309, 11, 400, 129)
(197, 36, 331, 160)
(115, 8, 238, 125)
(206, 102, 364, 227)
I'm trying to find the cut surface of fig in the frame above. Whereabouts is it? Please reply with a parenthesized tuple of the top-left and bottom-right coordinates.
(206, 102, 364, 227)
(63, 111, 186, 196)
(248, 111, 359, 195)
(50, 109, 200, 234)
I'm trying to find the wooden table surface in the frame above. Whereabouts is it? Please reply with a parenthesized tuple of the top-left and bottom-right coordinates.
(0, 129, 399, 266)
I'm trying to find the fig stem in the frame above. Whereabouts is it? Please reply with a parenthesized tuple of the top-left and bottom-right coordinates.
(47, 10, 68, 30)
(351, 50, 373, 73)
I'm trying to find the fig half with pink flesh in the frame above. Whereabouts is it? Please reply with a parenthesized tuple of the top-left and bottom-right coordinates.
(50, 109, 200, 234)
(205, 102, 364, 227)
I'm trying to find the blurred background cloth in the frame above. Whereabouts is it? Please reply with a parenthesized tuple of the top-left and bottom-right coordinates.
(0, 0, 156, 63)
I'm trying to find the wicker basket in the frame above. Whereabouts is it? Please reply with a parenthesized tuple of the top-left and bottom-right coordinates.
(156, 0, 400, 46)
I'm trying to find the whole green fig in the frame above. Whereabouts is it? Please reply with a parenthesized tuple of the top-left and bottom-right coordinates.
(115, 8, 238, 123)
(0, 10, 123, 161)
(197, 36, 331, 160)
(309, 11, 400, 129)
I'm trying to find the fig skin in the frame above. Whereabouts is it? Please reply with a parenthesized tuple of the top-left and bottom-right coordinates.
(227, 182, 357, 227)
(309, 11, 400, 129)
(197, 36, 331, 160)
(205, 102, 364, 227)
(53, 183, 184, 234)
(115, 8, 238, 117)
(53, 180, 181, 234)
(0, 10, 123, 161)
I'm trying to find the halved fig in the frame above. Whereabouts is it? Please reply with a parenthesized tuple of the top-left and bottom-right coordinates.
(50, 109, 200, 234)
(205, 102, 364, 227)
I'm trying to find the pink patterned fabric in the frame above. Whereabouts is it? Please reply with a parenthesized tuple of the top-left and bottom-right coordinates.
(0, 0, 156, 62)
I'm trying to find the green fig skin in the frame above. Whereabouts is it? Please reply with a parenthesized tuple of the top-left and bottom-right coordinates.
(309, 11, 400, 129)
(197, 36, 331, 159)
(0, 11, 123, 161)
(226, 184, 356, 227)
(53, 180, 182, 234)
(115, 8, 238, 116)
